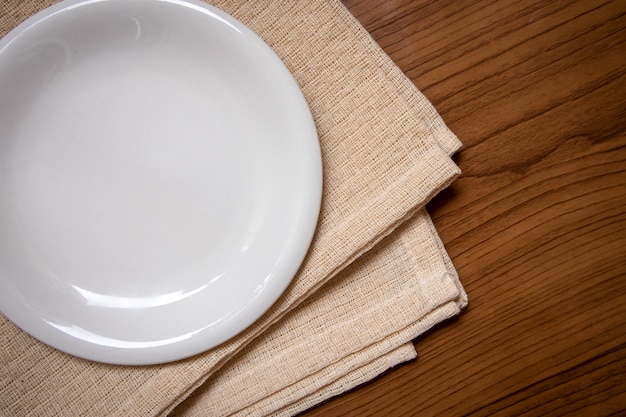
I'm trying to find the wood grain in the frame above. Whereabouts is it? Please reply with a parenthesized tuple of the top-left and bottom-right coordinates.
(302, 0, 626, 415)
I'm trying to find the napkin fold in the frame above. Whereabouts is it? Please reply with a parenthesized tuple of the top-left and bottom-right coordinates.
(0, 1, 466, 416)
(172, 209, 467, 416)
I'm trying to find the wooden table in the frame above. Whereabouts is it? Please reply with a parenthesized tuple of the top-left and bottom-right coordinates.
(304, 1, 626, 415)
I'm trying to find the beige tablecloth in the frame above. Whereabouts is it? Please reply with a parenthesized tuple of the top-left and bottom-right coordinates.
(0, 1, 467, 415)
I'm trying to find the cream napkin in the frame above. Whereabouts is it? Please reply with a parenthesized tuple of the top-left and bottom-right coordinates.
(172, 209, 467, 416)
(0, 0, 466, 415)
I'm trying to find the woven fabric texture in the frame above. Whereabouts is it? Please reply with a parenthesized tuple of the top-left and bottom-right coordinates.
(172, 209, 466, 416)
(0, 1, 465, 416)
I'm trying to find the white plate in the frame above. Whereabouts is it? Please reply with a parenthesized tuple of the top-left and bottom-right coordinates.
(0, 0, 321, 365)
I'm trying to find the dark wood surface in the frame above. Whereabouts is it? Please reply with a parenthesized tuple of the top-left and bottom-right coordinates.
(303, 1, 626, 415)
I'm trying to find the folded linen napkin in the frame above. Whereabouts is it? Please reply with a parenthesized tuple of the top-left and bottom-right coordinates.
(172, 209, 467, 416)
(0, 0, 465, 415)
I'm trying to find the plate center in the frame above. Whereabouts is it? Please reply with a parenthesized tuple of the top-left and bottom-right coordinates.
(2, 49, 262, 297)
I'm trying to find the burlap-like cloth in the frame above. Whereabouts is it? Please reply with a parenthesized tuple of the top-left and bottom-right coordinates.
(0, 1, 467, 415)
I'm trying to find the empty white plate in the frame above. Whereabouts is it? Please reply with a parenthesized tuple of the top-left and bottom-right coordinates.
(0, 0, 322, 364)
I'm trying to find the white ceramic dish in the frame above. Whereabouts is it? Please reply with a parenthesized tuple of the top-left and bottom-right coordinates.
(0, 0, 321, 365)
